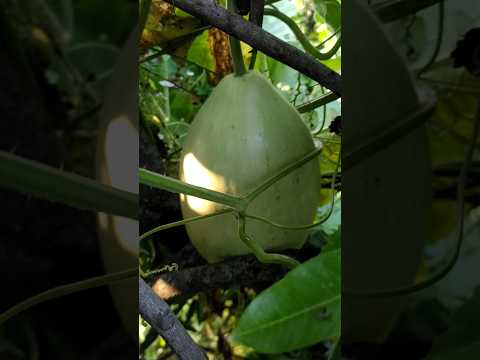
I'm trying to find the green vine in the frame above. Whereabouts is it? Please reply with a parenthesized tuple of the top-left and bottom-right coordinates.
(139, 209, 234, 241)
(139, 168, 245, 209)
(264, 7, 341, 60)
(237, 213, 300, 269)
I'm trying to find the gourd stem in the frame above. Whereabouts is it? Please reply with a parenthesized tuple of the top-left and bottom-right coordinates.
(245, 147, 322, 203)
(228, 0, 247, 76)
(237, 214, 300, 269)
(139, 209, 233, 240)
(0, 268, 137, 324)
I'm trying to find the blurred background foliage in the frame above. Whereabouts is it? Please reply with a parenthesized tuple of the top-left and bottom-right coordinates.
(360, 1, 480, 359)
(0, 1, 137, 359)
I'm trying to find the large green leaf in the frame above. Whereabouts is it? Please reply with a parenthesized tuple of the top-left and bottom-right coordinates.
(230, 250, 340, 354)
(426, 287, 480, 359)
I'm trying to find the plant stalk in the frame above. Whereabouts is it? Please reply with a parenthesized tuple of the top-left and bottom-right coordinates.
(228, 0, 247, 76)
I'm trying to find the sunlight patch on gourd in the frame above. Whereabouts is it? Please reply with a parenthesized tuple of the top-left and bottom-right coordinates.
(182, 152, 224, 215)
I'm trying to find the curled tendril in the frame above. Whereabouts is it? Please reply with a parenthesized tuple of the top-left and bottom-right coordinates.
(237, 213, 301, 269)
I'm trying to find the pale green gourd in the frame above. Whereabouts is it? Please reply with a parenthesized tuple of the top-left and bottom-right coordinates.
(179, 71, 322, 263)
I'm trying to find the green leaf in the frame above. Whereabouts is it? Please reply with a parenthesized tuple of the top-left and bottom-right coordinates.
(314, 0, 341, 31)
(317, 194, 341, 235)
(321, 228, 341, 253)
(187, 30, 215, 73)
(308, 195, 341, 251)
(230, 250, 341, 353)
(267, 57, 298, 93)
(320, 57, 341, 73)
(425, 287, 480, 359)
(170, 92, 195, 122)
(0, 151, 138, 219)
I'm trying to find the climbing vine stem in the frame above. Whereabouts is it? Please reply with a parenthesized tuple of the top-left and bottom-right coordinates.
(139, 168, 245, 209)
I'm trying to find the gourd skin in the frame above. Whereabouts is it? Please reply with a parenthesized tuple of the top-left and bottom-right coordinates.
(180, 71, 321, 263)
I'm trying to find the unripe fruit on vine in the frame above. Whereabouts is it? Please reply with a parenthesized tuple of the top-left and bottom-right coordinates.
(96, 26, 138, 340)
(179, 71, 322, 263)
(342, 0, 433, 344)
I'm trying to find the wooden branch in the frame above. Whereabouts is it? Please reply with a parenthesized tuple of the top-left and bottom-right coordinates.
(149, 247, 306, 301)
(139, 277, 207, 360)
(162, 0, 342, 96)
